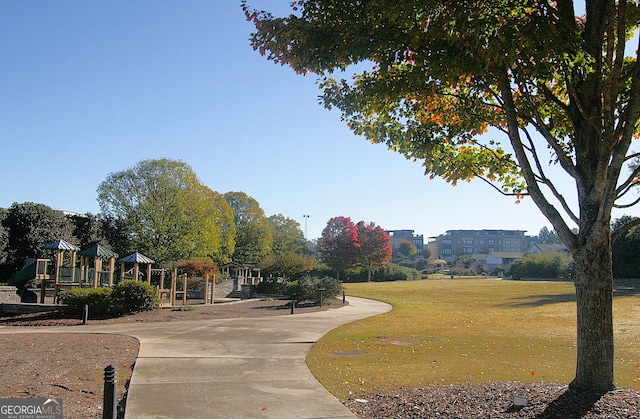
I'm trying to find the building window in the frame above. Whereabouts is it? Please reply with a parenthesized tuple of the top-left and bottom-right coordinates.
(442, 248, 452, 255)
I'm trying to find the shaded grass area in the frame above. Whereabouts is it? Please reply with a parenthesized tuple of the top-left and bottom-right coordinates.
(307, 279, 640, 400)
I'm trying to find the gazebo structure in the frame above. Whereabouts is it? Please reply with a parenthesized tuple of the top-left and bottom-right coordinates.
(42, 239, 81, 283)
(40, 239, 82, 303)
(119, 252, 155, 284)
(78, 245, 119, 287)
(219, 262, 262, 291)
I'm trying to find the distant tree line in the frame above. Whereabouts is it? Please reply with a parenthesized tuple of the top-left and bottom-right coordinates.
(1, 158, 401, 284)
(0, 159, 309, 280)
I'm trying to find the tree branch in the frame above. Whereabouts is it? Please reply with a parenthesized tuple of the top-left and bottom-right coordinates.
(613, 195, 640, 209)
(521, 128, 580, 224)
(624, 152, 640, 163)
(611, 217, 640, 243)
(469, 169, 528, 197)
(525, 81, 578, 178)
(498, 68, 577, 249)
(616, 164, 640, 197)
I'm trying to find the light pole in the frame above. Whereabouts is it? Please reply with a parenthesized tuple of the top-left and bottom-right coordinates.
(303, 214, 310, 240)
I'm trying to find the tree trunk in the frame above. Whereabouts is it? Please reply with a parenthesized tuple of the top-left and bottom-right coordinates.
(570, 235, 615, 392)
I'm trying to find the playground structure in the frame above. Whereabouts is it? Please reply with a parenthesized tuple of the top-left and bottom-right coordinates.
(5, 240, 261, 306)
(7, 240, 152, 303)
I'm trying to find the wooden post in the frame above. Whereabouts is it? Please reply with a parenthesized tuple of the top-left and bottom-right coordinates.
(120, 262, 125, 282)
(182, 274, 187, 305)
(204, 275, 209, 305)
(55, 250, 63, 285)
(80, 256, 86, 284)
(146, 263, 152, 284)
(93, 257, 100, 288)
(133, 263, 139, 282)
(170, 269, 177, 306)
(108, 257, 115, 287)
(40, 274, 46, 304)
(70, 250, 77, 283)
(211, 274, 215, 304)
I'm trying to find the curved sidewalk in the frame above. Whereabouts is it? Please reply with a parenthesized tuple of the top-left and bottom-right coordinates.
(79, 296, 389, 418)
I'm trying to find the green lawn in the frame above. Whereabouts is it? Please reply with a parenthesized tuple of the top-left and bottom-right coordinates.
(306, 279, 640, 400)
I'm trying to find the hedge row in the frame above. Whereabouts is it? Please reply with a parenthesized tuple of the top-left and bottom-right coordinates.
(58, 280, 160, 319)
(256, 275, 342, 304)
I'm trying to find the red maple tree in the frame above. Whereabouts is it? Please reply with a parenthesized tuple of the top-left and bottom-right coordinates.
(356, 221, 392, 282)
(317, 216, 360, 281)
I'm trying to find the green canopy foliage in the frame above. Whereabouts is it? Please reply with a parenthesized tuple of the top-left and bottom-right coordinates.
(0, 208, 8, 267)
(259, 251, 316, 279)
(510, 251, 574, 279)
(97, 159, 235, 265)
(396, 238, 418, 259)
(269, 213, 308, 255)
(612, 216, 640, 277)
(538, 226, 561, 244)
(224, 191, 273, 264)
(1, 202, 75, 274)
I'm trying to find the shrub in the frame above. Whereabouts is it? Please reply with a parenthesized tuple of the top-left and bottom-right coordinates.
(176, 259, 219, 277)
(290, 276, 342, 304)
(259, 252, 316, 279)
(336, 263, 421, 282)
(58, 287, 113, 318)
(256, 278, 290, 295)
(110, 280, 159, 316)
(509, 252, 573, 279)
(372, 263, 421, 281)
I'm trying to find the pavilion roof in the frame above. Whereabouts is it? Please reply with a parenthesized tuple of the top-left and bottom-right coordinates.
(119, 252, 155, 264)
(42, 239, 80, 251)
(78, 244, 119, 259)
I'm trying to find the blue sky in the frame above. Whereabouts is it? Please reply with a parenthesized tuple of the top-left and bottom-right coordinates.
(1, 1, 635, 241)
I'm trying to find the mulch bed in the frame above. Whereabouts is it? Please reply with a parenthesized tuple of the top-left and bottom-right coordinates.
(345, 382, 640, 418)
(0, 297, 346, 327)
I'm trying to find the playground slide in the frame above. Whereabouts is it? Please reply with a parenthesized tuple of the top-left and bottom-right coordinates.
(6, 259, 39, 302)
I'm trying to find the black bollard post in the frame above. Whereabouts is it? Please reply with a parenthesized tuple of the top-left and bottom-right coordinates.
(82, 304, 89, 325)
(318, 288, 325, 307)
(290, 300, 295, 314)
(343, 290, 346, 304)
(103, 365, 118, 419)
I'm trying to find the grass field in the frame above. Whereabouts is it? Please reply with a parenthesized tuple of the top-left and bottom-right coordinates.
(306, 279, 640, 400)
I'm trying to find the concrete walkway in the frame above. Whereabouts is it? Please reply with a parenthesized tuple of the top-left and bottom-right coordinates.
(4, 297, 390, 418)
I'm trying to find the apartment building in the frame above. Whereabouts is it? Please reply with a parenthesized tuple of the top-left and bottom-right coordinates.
(428, 229, 532, 263)
(386, 229, 424, 256)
